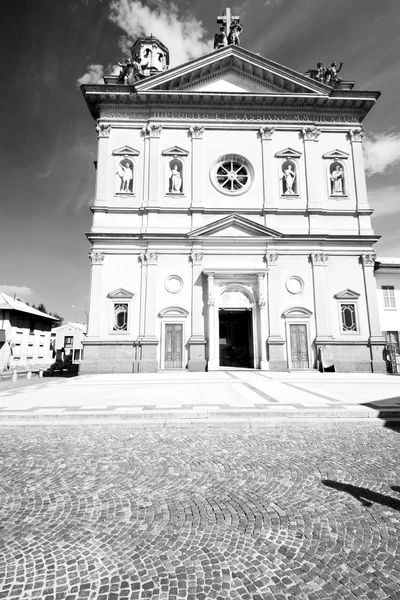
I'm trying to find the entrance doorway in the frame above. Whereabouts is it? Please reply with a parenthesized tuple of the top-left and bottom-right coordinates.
(289, 324, 309, 369)
(219, 309, 253, 368)
(164, 323, 183, 368)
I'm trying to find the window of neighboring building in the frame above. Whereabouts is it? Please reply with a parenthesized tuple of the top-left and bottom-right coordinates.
(340, 303, 358, 332)
(384, 331, 400, 352)
(38, 345, 44, 358)
(113, 303, 128, 331)
(64, 336, 73, 348)
(13, 344, 21, 358)
(74, 349, 81, 361)
(382, 286, 396, 309)
(27, 344, 34, 358)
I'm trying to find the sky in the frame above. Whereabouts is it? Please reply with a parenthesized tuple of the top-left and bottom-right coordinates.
(1, 0, 400, 323)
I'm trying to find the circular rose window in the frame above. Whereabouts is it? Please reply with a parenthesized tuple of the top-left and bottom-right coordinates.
(211, 154, 254, 196)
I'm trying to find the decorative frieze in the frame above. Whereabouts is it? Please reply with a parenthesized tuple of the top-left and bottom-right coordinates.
(189, 125, 205, 139)
(360, 253, 376, 267)
(349, 127, 365, 143)
(302, 126, 321, 141)
(310, 252, 329, 265)
(95, 123, 111, 138)
(265, 252, 279, 266)
(141, 123, 163, 138)
(258, 126, 275, 141)
(190, 250, 204, 265)
(89, 251, 105, 264)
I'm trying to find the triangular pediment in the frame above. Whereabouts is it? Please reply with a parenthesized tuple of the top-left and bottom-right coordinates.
(322, 149, 350, 160)
(188, 214, 282, 238)
(275, 147, 302, 159)
(334, 289, 360, 300)
(161, 145, 189, 156)
(134, 45, 331, 96)
(107, 287, 134, 299)
(112, 146, 140, 156)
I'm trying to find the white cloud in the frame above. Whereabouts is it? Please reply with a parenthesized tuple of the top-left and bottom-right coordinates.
(108, 0, 213, 67)
(77, 64, 104, 86)
(364, 131, 400, 176)
(0, 286, 33, 299)
(368, 184, 400, 218)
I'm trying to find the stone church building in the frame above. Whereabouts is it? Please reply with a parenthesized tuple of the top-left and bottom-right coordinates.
(80, 16, 385, 374)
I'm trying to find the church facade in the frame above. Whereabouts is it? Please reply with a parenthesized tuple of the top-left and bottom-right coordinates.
(80, 30, 385, 374)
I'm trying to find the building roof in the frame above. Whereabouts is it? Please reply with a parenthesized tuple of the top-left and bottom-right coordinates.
(375, 257, 400, 271)
(0, 293, 56, 320)
(51, 322, 86, 333)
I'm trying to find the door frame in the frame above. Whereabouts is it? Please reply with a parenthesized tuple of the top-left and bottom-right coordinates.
(158, 306, 188, 370)
(282, 307, 313, 370)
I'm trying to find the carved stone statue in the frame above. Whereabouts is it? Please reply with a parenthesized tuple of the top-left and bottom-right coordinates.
(117, 56, 143, 84)
(170, 164, 182, 193)
(283, 163, 296, 195)
(214, 26, 228, 49)
(307, 61, 343, 87)
(117, 160, 133, 193)
(330, 164, 344, 195)
(228, 20, 243, 45)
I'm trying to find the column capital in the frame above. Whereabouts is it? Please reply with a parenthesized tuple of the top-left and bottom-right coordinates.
(190, 250, 204, 265)
(265, 252, 279, 266)
(302, 126, 321, 141)
(258, 126, 275, 141)
(95, 123, 111, 138)
(310, 252, 329, 266)
(142, 123, 162, 138)
(139, 251, 159, 265)
(349, 127, 365, 143)
(88, 251, 105, 264)
(189, 125, 205, 139)
(360, 253, 376, 267)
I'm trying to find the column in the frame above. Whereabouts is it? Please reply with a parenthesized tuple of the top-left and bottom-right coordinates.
(86, 251, 105, 337)
(310, 253, 333, 341)
(257, 273, 268, 370)
(360, 253, 386, 373)
(147, 123, 162, 206)
(206, 273, 218, 370)
(189, 125, 205, 207)
(258, 127, 276, 210)
(95, 123, 111, 207)
(137, 251, 159, 372)
(265, 253, 286, 370)
(302, 127, 323, 222)
(188, 250, 207, 371)
(141, 125, 150, 207)
(349, 128, 369, 210)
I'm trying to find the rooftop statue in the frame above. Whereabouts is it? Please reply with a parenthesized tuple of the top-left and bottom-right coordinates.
(117, 56, 144, 84)
(306, 61, 344, 87)
(214, 26, 228, 49)
(227, 19, 243, 46)
(216, 7, 242, 49)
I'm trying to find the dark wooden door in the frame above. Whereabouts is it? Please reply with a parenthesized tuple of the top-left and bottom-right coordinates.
(165, 324, 183, 368)
(289, 324, 309, 369)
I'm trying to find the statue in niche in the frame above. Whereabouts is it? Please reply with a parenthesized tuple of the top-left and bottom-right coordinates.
(214, 26, 228, 49)
(330, 163, 344, 195)
(227, 20, 243, 46)
(282, 161, 297, 195)
(169, 160, 183, 193)
(117, 159, 133, 193)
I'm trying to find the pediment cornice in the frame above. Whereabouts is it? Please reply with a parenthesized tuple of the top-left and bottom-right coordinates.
(188, 214, 283, 239)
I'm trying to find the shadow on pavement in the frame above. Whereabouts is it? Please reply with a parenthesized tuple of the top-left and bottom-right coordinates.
(322, 480, 400, 511)
(361, 396, 400, 431)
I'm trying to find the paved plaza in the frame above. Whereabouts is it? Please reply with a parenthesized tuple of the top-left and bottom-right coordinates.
(0, 371, 399, 423)
(0, 422, 399, 599)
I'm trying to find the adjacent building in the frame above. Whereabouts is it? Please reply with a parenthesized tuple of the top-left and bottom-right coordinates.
(0, 293, 54, 371)
(79, 17, 386, 374)
(50, 322, 86, 362)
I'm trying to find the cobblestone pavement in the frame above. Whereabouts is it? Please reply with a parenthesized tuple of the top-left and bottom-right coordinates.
(0, 423, 399, 599)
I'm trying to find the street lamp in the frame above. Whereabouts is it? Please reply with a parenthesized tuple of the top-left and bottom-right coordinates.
(71, 305, 88, 327)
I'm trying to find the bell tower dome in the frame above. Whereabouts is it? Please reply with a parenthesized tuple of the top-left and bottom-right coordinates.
(130, 35, 170, 78)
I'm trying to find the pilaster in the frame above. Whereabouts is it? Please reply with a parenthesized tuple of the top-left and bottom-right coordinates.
(86, 250, 105, 338)
(360, 253, 386, 372)
(258, 127, 276, 210)
(189, 125, 205, 207)
(95, 123, 111, 206)
(137, 251, 159, 372)
(257, 272, 268, 370)
(188, 250, 207, 371)
(349, 128, 369, 211)
(142, 123, 162, 206)
(206, 273, 218, 370)
(310, 253, 333, 342)
(302, 126, 323, 215)
(265, 253, 285, 370)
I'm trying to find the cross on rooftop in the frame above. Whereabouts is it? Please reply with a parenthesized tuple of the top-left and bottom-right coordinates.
(217, 7, 240, 36)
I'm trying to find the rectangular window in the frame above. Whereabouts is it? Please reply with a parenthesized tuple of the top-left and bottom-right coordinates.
(27, 344, 34, 358)
(13, 344, 21, 358)
(385, 331, 400, 352)
(38, 345, 44, 359)
(382, 286, 396, 308)
(340, 303, 357, 332)
(113, 303, 128, 331)
(64, 336, 73, 347)
(74, 349, 81, 361)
